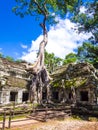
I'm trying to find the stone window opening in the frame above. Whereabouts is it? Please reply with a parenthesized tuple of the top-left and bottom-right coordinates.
(80, 91, 88, 101)
(10, 91, 18, 102)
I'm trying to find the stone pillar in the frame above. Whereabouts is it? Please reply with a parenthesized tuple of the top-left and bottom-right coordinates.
(1, 91, 10, 104)
(17, 90, 23, 104)
(5, 91, 10, 104)
(76, 90, 80, 102)
(0, 91, 3, 104)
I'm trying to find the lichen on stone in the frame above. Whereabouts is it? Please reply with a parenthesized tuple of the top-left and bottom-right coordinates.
(6, 76, 28, 88)
(51, 62, 98, 89)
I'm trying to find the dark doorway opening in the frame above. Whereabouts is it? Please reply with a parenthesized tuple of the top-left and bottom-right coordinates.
(80, 91, 88, 101)
(69, 92, 72, 99)
(52, 91, 59, 101)
(22, 92, 29, 102)
(10, 92, 18, 102)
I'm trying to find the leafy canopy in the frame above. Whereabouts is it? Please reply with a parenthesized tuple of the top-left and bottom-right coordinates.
(73, 0, 98, 43)
(63, 53, 78, 65)
(72, 0, 98, 68)
(45, 50, 62, 73)
(77, 42, 98, 68)
(13, 0, 78, 23)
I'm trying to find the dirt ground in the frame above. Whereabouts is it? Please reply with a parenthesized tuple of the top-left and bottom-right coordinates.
(5, 118, 98, 130)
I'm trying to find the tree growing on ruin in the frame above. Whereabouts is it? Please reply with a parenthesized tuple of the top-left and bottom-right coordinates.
(13, 0, 78, 103)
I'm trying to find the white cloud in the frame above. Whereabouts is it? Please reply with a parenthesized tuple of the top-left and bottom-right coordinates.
(21, 18, 92, 63)
(79, 6, 93, 18)
(80, 6, 87, 14)
(21, 44, 28, 49)
(21, 51, 37, 62)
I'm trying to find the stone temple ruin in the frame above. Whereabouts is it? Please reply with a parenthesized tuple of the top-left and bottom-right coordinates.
(0, 58, 29, 104)
(0, 57, 98, 105)
(51, 63, 98, 105)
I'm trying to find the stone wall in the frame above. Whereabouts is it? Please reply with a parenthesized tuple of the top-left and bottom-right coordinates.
(0, 57, 98, 105)
(0, 58, 30, 105)
(51, 62, 98, 105)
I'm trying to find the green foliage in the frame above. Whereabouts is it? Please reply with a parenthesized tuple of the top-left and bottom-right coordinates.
(15, 59, 23, 63)
(0, 53, 4, 58)
(77, 42, 98, 68)
(64, 77, 87, 88)
(13, 0, 79, 23)
(88, 117, 98, 122)
(73, 0, 98, 43)
(53, 82, 60, 87)
(52, 76, 87, 89)
(6, 56, 14, 62)
(45, 50, 63, 73)
(0, 54, 26, 64)
(63, 53, 78, 65)
(72, 0, 98, 70)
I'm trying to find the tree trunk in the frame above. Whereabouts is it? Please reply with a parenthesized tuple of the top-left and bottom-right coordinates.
(71, 86, 76, 105)
(27, 15, 51, 103)
(61, 79, 66, 103)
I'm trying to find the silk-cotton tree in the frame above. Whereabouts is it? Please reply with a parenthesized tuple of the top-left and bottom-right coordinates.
(73, 0, 98, 68)
(13, 0, 78, 103)
(73, 0, 98, 43)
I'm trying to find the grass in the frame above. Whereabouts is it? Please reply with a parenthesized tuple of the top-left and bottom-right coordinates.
(0, 116, 3, 121)
(0, 114, 27, 122)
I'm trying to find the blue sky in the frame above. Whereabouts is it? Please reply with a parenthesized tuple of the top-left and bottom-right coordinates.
(0, 0, 92, 62)
(0, 0, 42, 59)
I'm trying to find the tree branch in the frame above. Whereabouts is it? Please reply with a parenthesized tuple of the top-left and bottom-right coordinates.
(33, 0, 47, 16)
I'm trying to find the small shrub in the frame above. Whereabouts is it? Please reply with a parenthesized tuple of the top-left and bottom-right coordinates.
(88, 117, 98, 122)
